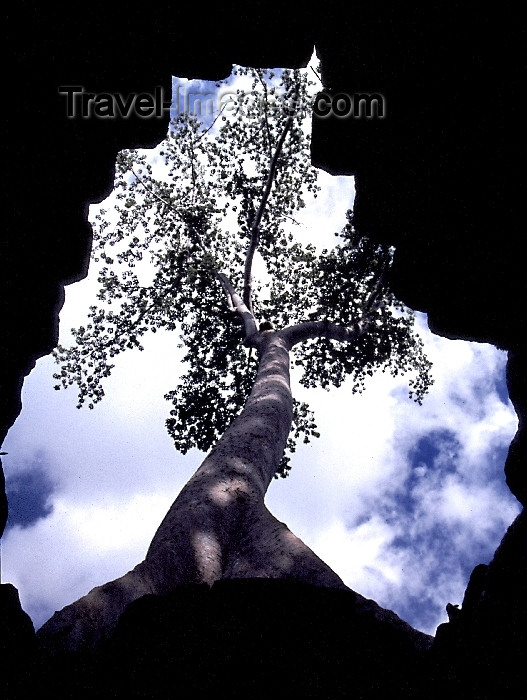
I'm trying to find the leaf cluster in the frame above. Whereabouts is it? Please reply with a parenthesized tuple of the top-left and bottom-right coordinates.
(53, 65, 432, 478)
(293, 212, 433, 403)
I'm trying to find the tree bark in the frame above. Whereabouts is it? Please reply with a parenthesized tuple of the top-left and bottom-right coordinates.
(37, 330, 346, 653)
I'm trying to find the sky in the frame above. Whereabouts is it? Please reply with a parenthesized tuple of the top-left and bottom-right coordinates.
(0, 62, 521, 638)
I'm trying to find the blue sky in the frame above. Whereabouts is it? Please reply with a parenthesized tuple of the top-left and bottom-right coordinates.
(0, 62, 521, 637)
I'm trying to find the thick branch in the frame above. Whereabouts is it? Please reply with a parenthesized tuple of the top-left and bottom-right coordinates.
(216, 272, 258, 341)
(281, 317, 369, 351)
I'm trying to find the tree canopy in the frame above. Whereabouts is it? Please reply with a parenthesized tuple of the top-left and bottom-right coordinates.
(53, 65, 433, 477)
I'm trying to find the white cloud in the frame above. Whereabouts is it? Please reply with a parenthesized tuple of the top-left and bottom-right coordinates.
(267, 318, 519, 634)
(2, 487, 187, 631)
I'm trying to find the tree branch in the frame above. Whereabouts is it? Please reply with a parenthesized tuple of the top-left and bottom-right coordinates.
(361, 252, 391, 317)
(130, 167, 252, 333)
(282, 317, 370, 350)
(216, 272, 258, 342)
(132, 167, 211, 260)
(243, 77, 300, 313)
(132, 167, 176, 213)
(256, 71, 274, 162)
(194, 102, 227, 143)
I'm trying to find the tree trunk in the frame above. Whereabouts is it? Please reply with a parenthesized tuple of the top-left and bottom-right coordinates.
(37, 330, 346, 653)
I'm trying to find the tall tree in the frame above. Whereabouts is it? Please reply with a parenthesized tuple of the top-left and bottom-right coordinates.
(44, 66, 433, 651)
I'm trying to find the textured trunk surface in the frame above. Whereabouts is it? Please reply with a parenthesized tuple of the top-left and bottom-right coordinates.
(37, 332, 346, 653)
